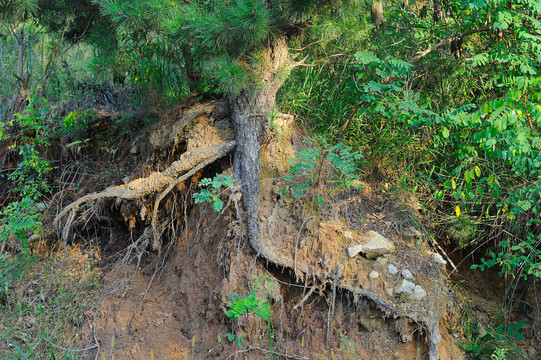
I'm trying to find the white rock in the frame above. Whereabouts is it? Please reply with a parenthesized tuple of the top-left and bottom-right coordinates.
(344, 231, 354, 239)
(358, 231, 395, 259)
(411, 285, 427, 301)
(401, 269, 415, 281)
(368, 271, 380, 279)
(347, 244, 364, 258)
(395, 279, 415, 295)
(433, 252, 447, 265)
(388, 264, 398, 275)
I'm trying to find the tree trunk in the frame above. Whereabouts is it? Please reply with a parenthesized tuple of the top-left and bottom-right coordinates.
(371, 2, 384, 27)
(433, 0, 442, 24)
(14, 25, 27, 96)
(230, 38, 291, 246)
(181, 44, 200, 93)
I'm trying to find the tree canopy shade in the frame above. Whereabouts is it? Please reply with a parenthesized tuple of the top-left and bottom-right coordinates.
(96, 0, 361, 248)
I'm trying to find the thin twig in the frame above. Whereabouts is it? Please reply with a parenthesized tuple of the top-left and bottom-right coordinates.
(93, 323, 100, 360)
(293, 285, 317, 310)
(409, 26, 492, 63)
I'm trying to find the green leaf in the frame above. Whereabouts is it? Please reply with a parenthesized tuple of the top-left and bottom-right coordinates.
(442, 127, 450, 139)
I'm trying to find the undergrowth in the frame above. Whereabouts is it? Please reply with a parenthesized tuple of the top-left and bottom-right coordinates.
(0, 245, 98, 359)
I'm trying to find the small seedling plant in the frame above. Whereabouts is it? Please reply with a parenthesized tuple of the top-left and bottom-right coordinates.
(193, 174, 234, 212)
(225, 291, 275, 358)
(284, 135, 364, 198)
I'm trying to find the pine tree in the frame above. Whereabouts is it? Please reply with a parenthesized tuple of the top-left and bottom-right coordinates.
(96, 0, 357, 248)
(0, 0, 107, 95)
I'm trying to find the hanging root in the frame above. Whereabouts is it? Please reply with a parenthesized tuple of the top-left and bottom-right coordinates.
(53, 141, 235, 246)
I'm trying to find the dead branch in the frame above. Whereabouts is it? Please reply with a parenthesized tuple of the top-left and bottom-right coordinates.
(54, 141, 235, 244)
(409, 26, 492, 63)
(150, 143, 236, 250)
(293, 284, 318, 310)
(291, 53, 349, 68)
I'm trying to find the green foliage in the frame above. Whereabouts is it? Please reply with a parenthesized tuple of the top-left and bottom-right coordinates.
(472, 234, 541, 280)
(0, 96, 52, 248)
(338, 334, 357, 360)
(0, 253, 31, 300)
(193, 174, 234, 212)
(284, 136, 364, 197)
(226, 292, 271, 322)
(0, 250, 97, 360)
(417, 76, 541, 279)
(225, 291, 274, 355)
(225, 273, 279, 357)
(459, 317, 527, 359)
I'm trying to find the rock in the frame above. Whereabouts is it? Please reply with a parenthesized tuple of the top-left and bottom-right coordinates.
(402, 226, 422, 243)
(401, 269, 415, 281)
(347, 244, 364, 258)
(388, 264, 398, 275)
(395, 279, 415, 295)
(344, 230, 354, 240)
(368, 271, 380, 279)
(411, 285, 427, 301)
(433, 252, 447, 265)
(375, 256, 389, 267)
(352, 231, 395, 259)
(478, 323, 487, 338)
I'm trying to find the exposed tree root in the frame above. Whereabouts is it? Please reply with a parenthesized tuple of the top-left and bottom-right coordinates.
(54, 141, 235, 245)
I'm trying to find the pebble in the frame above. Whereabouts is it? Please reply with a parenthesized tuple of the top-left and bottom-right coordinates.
(395, 279, 415, 295)
(401, 269, 415, 281)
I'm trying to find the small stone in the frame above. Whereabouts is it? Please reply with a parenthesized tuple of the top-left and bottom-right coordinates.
(401, 269, 415, 281)
(388, 264, 398, 275)
(130, 145, 138, 154)
(376, 256, 389, 267)
(369, 271, 380, 279)
(410, 285, 427, 301)
(344, 231, 354, 239)
(478, 323, 487, 338)
(395, 279, 415, 295)
(402, 226, 422, 242)
(347, 244, 364, 258)
(433, 252, 447, 265)
(358, 231, 395, 259)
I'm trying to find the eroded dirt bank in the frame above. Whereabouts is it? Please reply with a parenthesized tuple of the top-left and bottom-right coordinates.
(57, 100, 476, 360)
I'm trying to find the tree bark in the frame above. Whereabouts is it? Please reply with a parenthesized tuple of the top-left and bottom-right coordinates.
(371, 2, 384, 27)
(14, 25, 27, 95)
(230, 38, 291, 246)
(181, 44, 200, 93)
(433, 0, 442, 24)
